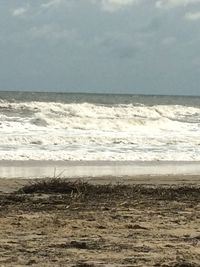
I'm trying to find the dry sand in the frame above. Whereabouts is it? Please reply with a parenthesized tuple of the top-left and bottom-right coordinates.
(0, 177, 200, 267)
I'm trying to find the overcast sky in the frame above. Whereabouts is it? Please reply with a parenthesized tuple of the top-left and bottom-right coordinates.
(1, 0, 200, 95)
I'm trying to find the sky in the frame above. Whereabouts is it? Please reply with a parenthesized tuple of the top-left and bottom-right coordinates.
(1, 0, 200, 95)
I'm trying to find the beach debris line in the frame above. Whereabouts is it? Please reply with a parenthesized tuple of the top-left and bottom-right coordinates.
(15, 178, 200, 201)
(155, 261, 200, 267)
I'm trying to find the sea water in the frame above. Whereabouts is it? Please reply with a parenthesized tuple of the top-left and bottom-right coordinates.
(0, 91, 200, 161)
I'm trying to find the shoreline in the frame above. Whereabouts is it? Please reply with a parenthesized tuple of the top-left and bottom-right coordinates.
(1, 160, 200, 179)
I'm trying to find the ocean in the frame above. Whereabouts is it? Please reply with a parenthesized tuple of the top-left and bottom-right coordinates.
(0, 91, 200, 162)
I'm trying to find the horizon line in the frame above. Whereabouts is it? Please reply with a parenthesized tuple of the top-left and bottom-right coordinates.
(0, 89, 199, 98)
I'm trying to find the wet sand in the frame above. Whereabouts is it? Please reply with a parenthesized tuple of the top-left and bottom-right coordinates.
(1, 160, 200, 179)
(0, 176, 200, 266)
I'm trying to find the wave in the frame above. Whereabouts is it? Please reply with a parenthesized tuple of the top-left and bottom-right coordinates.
(0, 100, 200, 160)
(1, 100, 200, 127)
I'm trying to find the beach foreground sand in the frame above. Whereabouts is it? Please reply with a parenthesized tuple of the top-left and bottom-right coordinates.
(0, 177, 200, 267)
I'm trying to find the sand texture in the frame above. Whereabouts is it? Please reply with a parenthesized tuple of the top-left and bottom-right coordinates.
(0, 179, 200, 267)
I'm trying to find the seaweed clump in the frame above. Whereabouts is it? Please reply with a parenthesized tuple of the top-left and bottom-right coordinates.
(15, 178, 200, 201)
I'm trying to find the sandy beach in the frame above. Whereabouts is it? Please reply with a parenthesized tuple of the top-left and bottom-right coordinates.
(0, 175, 200, 267)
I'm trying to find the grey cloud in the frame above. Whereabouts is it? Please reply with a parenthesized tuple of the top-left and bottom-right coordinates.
(41, 0, 62, 9)
(94, 32, 143, 59)
(143, 17, 163, 32)
(161, 36, 176, 45)
(115, 45, 140, 59)
(0, 0, 200, 95)
(101, 0, 140, 12)
(155, 0, 200, 9)
(185, 11, 200, 20)
(28, 24, 79, 43)
(12, 6, 29, 17)
(91, 0, 141, 12)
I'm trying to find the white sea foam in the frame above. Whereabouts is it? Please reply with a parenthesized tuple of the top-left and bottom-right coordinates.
(0, 99, 200, 161)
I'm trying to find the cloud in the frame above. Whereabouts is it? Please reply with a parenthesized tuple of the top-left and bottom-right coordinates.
(143, 17, 163, 33)
(99, 0, 140, 12)
(41, 0, 62, 9)
(161, 36, 176, 45)
(94, 31, 142, 59)
(156, 0, 200, 9)
(12, 7, 28, 17)
(185, 11, 200, 21)
(28, 24, 79, 43)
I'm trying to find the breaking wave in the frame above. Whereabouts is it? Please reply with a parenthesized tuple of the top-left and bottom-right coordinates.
(0, 100, 200, 161)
